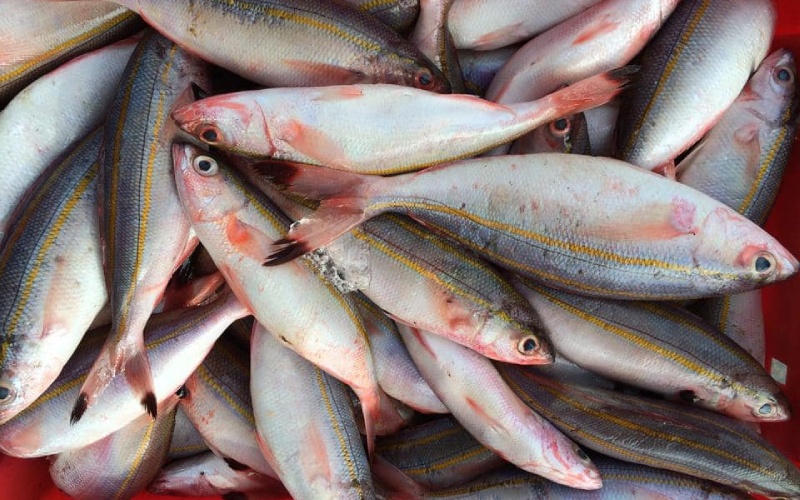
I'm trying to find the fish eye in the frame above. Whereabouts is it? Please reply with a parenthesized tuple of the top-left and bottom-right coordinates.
(192, 155, 219, 176)
(414, 68, 435, 91)
(549, 118, 571, 137)
(175, 385, 189, 399)
(199, 125, 220, 144)
(517, 336, 540, 355)
(757, 402, 776, 417)
(774, 66, 794, 85)
(0, 383, 16, 405)
(752, 251, 776, 277)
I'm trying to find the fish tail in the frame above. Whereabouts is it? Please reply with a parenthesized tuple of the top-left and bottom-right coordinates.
(71, 343, 117, 424)
(517, 66, 639, 124)
(371, 454, 431, 498)
(353, 385, 382, 459)
(252, 160, 378, 266)
(121, 343, 158, 420)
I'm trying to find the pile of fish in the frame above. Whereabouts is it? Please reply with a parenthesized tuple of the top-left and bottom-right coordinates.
(1, 0, 799, 498)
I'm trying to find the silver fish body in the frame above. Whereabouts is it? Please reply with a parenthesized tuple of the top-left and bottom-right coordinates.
(677, 49, 799, 227)
(341, 0, 420, 33)
(102, 0, 448, 91)
(251, 322, 375, 499)
(458, 46, 517, 97)
(166, 406, 208, 461)
(0, 290, 248, 458)
(616, 0, 776, 170)
(76, 29, 211, 421)
(0, 129, 107, 425)
(49, 397, 179, 500)
(376, 416, 505, 490)
(499, 363, 800, 498)
(690, 291, 767, 366)
(514, 277, 788, 422)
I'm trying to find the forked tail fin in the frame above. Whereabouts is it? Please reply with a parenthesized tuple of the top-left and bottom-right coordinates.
(71, 337, 157, 424)
(249, 160, 380, 266)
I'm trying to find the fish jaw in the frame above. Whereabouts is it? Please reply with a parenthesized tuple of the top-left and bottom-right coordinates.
(172, 143, 248, 223)
(528, 439, 603, 490)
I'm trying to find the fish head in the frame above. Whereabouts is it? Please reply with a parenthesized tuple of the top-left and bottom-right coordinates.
(172, 143, 248, 224)
(696, 207, 799, 287)
(172, 95, 263, 156)
(376, 48, 451, 94)
(0, 331, 67, 425)
(533, 439, 603, 490)
(725, 386, 791, 423)
(481, 315, 555, 366)
(748, 48, 798, 122)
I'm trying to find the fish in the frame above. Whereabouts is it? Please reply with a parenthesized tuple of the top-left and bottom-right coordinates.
(458, 46, 518, 97)
(256, 154, 799, 300)
(172, 143, 391, 455)
(448, 0, 603, 50)
(509, 113, 591, 155)
(148, 451, 284, 498)
(0, 37, 136, 242)
(410, 0, 465, 93)
(499, 363, 800, 498)
(584, 101, 620, 156)
(171, 68, 633, 174)
(180, 333, 277, 477)
(73, 30, 211, 424)
(0, 288, 248, 458)
(352, 293, 448, 414)
(424, 455, 747, 499)
(513, 276, 789, 422)
(689, 291, 767, 366)
(376, 416, 506, 490)
(616, 0, 776, 172)
(251, 322, 376, 499)
(233, 164, 553, 366)
(677, 49, 799, 227)
(399, 324, 602, 489)
(0, 129, 107, 426)
(49, 396, 179, 500)
(341, 0, 420, 33)
(59, 0, 448, 92)
(0, 1, 141, 105)
(166, 406, 209, 461)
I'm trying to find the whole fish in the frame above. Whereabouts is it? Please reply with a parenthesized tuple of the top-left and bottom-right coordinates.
(233, 165, 553, 366)
(513, 276, 788, 422)
(257, 154, 798, 300)
(172, 143, 391, 454)
(0, 37, 135, 242)
(616, 0, 776, 172)
(149, 451, 283, 498)
(410, 0, 465, 93)
(448, 0, 603, 50)
(251, 322, 376, 499)
(425, 457, 747, 499)
(73, 31, 211, 423)
(376, 416, 505, 490)
(180, 334, 277, 477)
(65, 0, 448, 92)
(171, 68, 632, 174)
(0, 1, 141, 105)
(49, 397, 179, 500)
(510, 114, 591, 155)
(0, 289, 248, 458)
(499, 363, 800, 498)
(341, 0, 420, 33)
(0, 130, 107, 426)
(677, 49, 799, 227)
(399, 325, 602, 489)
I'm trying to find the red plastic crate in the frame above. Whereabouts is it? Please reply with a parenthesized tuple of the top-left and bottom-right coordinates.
(1, 1, 798, 498)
